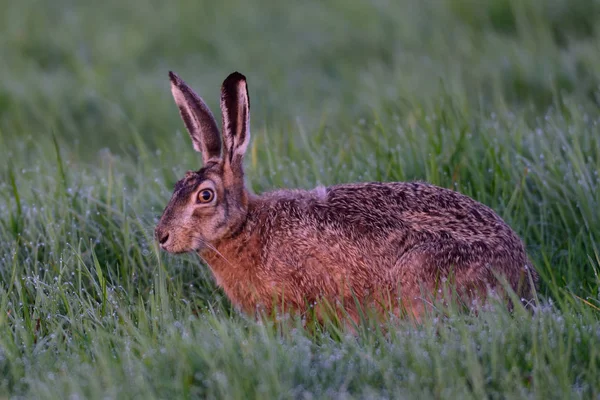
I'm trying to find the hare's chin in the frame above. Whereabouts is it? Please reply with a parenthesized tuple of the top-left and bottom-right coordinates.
(160, 243, 194, 254)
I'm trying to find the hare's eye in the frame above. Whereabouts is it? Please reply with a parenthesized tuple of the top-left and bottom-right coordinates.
(197, 189, 215, 203)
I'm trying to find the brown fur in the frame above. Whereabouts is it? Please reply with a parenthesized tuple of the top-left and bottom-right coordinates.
(156, 71, 538, 324)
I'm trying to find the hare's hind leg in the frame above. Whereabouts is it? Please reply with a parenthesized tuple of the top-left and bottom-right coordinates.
(392, 240, 525, 318)
(387, 249, 438, 322)
(390, 243, 484, 320)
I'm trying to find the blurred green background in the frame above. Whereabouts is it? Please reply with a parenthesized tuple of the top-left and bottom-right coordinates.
(2, 0, 599, 152)
(1, 0, 600, 398)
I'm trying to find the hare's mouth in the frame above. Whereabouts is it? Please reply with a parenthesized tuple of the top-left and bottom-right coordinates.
(157, 234, 197, 254)
(159, 242, 190, 254)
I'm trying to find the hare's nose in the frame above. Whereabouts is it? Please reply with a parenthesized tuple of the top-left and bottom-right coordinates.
(159, 232, 170, 245)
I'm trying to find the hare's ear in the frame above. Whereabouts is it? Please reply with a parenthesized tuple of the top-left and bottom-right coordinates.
(169, 71, 222, 164)
(219, 72, 250, 170)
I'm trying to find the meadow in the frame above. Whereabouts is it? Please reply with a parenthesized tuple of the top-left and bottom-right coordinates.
(1, 0, 600, 398)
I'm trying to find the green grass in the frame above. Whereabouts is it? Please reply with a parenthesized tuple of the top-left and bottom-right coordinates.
(1, 0, 600, 398)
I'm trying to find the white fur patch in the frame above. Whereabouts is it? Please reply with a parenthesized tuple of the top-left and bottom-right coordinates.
(313, 185, 327, 199)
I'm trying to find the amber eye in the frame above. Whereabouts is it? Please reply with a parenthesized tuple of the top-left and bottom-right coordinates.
(197, 189, 215, 203)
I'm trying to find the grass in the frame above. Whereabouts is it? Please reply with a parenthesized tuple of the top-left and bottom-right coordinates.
(1, 0, 600, 398)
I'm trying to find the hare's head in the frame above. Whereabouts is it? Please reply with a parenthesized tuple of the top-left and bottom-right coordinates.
(155, 71, 251, 253)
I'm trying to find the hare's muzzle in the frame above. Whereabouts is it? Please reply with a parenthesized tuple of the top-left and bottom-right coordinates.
(155, 225, 171, 249)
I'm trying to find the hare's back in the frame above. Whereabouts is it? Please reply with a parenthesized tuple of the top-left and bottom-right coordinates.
(258, 180, 522, 246)
(323, 181, 533, 284)
(324, 181, 515, 240)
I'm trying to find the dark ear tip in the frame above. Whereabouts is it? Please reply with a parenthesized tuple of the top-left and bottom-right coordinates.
(169, 71, 181, 85)
(222, 71, 247, 88)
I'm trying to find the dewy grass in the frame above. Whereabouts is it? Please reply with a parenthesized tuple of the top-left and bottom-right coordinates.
(1, 0, 600, 398)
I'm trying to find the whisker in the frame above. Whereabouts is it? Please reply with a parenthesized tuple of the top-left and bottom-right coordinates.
(191, 234, 233, 267)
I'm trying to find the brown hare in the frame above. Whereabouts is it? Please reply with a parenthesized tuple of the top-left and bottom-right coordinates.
(155, 71, 538, 323)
